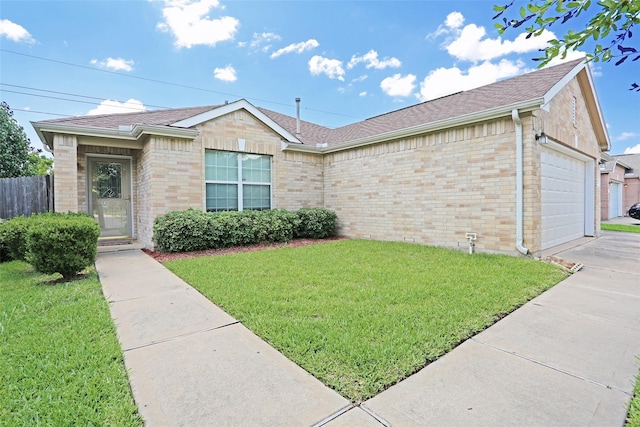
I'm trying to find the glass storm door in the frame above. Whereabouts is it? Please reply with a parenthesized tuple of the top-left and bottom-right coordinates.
(88, 158, 132, 238)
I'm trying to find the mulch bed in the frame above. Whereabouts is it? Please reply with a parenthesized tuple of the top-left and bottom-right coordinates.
(142, 236, 347, 263)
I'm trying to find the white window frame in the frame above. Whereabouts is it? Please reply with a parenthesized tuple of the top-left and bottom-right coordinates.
(204, 150, 272, 212)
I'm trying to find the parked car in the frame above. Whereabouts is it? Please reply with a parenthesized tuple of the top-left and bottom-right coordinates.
(629, 203, 640, 220)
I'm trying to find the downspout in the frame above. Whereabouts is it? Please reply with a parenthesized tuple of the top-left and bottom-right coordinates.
(512, 109, 529, 255)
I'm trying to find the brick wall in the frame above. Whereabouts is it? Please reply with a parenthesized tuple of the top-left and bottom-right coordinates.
(53, 134, 78, 213)
(324, 118, 519, 254)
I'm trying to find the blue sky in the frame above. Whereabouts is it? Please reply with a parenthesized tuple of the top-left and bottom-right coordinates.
(1, 0, 639, 155)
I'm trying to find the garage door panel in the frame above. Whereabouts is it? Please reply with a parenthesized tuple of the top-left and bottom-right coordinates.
(541, 148, 585, 249)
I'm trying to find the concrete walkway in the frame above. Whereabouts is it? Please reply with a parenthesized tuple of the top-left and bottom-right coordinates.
(96, 231, 640, 426)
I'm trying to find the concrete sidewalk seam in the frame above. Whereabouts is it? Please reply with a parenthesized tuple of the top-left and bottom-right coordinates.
(471, 337, 633, 397)
(310, 404, 355, 427)
(105, 287, 192, 303)
(122, 320, 241, 352)
(360, 405, 392, 427)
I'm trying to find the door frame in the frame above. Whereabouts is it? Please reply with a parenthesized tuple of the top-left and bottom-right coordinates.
(86, 154, 134, 239)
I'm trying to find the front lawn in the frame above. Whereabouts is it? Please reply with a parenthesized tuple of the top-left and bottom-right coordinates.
(165, 239, 567, 401)
(0, 261, 141, 426)
(601, 223, 640, 233)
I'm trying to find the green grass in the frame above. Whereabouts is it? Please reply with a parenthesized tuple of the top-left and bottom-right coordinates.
(0, 261, 142, 426)
(165, 239, 567, 401)
(628, 363, 640, 427)
(601, 223, 640, 233)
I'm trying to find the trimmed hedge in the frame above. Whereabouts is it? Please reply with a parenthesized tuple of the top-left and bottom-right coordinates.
(25, 213, 100, 279)
(152, 209, 221, 253)
(153, 207, 336, 253)
(295, 208, 337, 239)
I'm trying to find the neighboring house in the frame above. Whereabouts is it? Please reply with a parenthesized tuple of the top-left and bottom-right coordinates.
(611, 153, 640, 212)
(600, 153, 632, 220)
(32, 58, 609, 257)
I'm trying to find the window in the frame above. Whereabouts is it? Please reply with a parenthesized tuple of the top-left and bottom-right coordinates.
(572, 96, 577, 124)
(205, 150, 271, 212)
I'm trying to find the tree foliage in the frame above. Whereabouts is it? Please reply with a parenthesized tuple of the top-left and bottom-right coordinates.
(0, 102, 32, 178)
(494, 0, 640, 91)
(0, 102, 52, 177)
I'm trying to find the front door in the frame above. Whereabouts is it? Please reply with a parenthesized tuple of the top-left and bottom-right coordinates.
(88, 157, 132, 238)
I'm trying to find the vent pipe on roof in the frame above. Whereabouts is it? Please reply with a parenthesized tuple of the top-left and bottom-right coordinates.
(295, 98, 301, 137)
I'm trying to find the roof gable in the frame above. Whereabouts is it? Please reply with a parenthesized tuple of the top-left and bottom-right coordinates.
(171, 99, 301, 144)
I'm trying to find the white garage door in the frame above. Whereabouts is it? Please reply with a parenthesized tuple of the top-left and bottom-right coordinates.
(609, 182, 622, 218)
(541, 147, 587, 249)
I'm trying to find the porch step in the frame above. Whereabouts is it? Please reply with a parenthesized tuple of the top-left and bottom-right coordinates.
(97, 240, 145, 253)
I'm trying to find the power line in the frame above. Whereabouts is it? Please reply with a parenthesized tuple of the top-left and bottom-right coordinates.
(1, 89, 159, 112)
(0, 83, 171, 110)
(0, 48, 364, 121)
(12, 108, 69, 117)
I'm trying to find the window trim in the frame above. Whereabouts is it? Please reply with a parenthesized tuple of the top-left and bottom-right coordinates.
(204, 150, 273, 212)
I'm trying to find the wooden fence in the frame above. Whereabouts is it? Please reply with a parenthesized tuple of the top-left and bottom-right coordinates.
(0, 175, 54, 219)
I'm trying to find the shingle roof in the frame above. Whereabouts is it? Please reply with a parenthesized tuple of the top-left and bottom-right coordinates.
(33, 59, 584, 146)
(612, 153, 640, 178)
(37, 105, 219, 129)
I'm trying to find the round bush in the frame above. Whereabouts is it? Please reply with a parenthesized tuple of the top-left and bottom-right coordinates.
(25, 214, 100, 279)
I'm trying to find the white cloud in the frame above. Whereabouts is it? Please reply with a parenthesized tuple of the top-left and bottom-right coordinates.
(359, 91, 368, 97)
(250, 32, 280, 48)
(270, 39, 319, 59)
(90, 57, 135, 72)
(348, 50, 401, 69)
(351, 75, 368, 83)
(380, 73, 416, 97)
(624, 144, 640, 154)
(246, 32, 281, 52)
(445, 11, 465, 29)
(446, 23, 555, 62)
(157, 0, 239, 48)
(0, 19, 35, 43)
(87, 99, 146, 116)
(308, 55, 345, 81)
(615, 132, 640, 142)
(417, 59, 526, 101)
(213, 65, 237, 82)
(426, 11, 464, 40)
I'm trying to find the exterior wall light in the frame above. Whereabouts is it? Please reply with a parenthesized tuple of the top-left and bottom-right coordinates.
(535, 132, 549, 144)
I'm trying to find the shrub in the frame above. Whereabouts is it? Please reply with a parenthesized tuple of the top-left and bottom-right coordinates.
(153, 208, 336, 254)
(25, 213, 100, 279)
(0, 220, 9, 263)
(214, 211, 257, 247)
(153, 209, 221, 253)
(0, 216, 31, 261)
(295, 208, 337, 239)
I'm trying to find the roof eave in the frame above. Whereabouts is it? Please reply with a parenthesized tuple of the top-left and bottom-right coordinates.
(283, 99, 543, 154)
(30, 121, 198, 149)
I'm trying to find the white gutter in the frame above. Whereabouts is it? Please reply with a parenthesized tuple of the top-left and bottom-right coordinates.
(512, 109, 529, 255)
